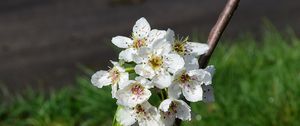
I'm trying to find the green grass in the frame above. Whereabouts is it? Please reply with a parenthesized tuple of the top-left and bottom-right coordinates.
(1, 28, 300, 126)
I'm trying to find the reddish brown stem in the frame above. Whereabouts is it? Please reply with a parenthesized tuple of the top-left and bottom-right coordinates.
(198, 0, 240, 68)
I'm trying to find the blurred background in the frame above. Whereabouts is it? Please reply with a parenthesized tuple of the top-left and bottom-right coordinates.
(0, 0, 299, 125)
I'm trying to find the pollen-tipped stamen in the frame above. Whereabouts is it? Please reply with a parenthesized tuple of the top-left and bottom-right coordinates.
(109, 67, 120, 84)
(148, 55, 163, 70)
(131, 83, 144, 96)
(179, 73, 191, 84)
(132, 38, 146, 49)
(173, 36, 189, 55)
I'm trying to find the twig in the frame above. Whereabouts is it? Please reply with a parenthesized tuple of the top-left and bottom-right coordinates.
(199, 0, 240, 68)
(175, 0, 240, 125)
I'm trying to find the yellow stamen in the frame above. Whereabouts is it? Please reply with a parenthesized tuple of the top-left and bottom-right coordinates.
(148, 55, 163, 70)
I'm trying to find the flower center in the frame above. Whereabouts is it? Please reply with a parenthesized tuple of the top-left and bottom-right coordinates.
(148, 55, 163, 70)
(135, 104, 152, 120)
(132, 39, 146, 49)
(131, 84, 144, 96)
(179, 73, 191, 83)
(173, 42, 186, 55)
(169, 101, 178, 113)
(162, 101, 178, 119)
(135, 104, 146, 114)
(109, 67, 120, 84)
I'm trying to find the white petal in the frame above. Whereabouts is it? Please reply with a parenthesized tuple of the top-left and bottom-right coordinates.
(175, 100, 191, 120)
(133, 47, 150, 64)
(135, 76, 154, 89)
(163, 53, 185, 74)
(111, 83, 117, 98)
(161, 112, 176, 126)
(111, 61, 126, 72)
(140, 101, 153, 110)
(182, 83, 203, 102)
(116, 84, 151, 107)
(186, 42, 209, 56)
(137, 102, 163, 126)
(138, 118, 163, 126)
(202, 71, 212, 85)
(152, 40, 172, 55)
(205, 65, 215, 77)
(118, 72, 129, 89)
(133, 17, 151, 39)
(112, 36, 133, 48)
(134, 64, 155, 79)
(119, 48, 136, 62)
(91, 70, 111, 88)
(147, 29, 167, 47)
(168, 84, 182, 99)
(184, 55, 199, 71)
(158, 99, 172, 112)
(116, 107, 136, 126)
(110, 60, 119, 66)
(153, 72, 172, 89)
(166, 29, 175, 43)
(188, 69, 212, 85)
(202, 85, 215, 102)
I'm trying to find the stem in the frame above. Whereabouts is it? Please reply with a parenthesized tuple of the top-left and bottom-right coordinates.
(198, 0, 240, 69)
(176, 0, 240, 125)
(158, 88, 167, 100)
(112, 115, 116, 125)
(112, 106, 122, 126)
(112, 106, 118, 126)
(160, 90, 165, 100)
(125, 67, 134, 72)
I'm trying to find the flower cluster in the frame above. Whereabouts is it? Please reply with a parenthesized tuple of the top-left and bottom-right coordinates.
(91, 17, 215, 126)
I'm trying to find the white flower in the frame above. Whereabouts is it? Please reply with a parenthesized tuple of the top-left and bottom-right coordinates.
(159, 98, 191, 126)
(112, 17, 166, 62)
(134, 40, 185, 89)
(91, 61, 129, 98)
(91, 17, 217, 125)
(116, 77, 152, 108)
(116, 102, 163, 126)
(168, 67, 212, 102)
(166, 29, 209, 70)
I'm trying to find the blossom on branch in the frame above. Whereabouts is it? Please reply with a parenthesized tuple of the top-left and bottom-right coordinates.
(91, 61, 129, 98)
(91, 17, 215, 126)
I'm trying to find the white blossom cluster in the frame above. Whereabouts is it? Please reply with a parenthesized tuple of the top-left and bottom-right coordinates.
(91, 17, 215, 126)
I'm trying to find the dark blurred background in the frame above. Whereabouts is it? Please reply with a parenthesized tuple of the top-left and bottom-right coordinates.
(0, 0, 299, 91)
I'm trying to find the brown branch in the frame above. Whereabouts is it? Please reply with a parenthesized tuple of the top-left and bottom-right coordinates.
(175, 0, 240, 125)
(199, 0, 240, 68)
